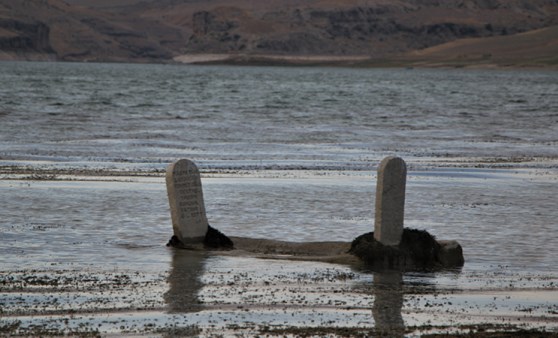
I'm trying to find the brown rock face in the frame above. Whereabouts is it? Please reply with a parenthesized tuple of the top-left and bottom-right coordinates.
(2, 0, 558, 63)
(0, 0, 180, 62)
(178, 0, 558, 58)
(0, 19, 52, 52)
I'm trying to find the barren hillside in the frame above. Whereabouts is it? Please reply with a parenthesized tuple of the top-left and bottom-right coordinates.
(2, 0, 558, 66)
(399, 25, 558, 67)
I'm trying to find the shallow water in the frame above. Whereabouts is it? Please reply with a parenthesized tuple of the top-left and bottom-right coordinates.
(0, 169, 557, 273)
(1, 62, 557, 170)
(1, 62, 557, 335)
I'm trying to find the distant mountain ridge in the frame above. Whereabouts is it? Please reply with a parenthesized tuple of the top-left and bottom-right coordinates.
(1, 0, 558, 66)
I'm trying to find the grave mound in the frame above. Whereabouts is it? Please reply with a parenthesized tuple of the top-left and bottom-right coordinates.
(204, 225, 234, 249)
(167, 225, 234, 250)
(349, 228, 450, 270)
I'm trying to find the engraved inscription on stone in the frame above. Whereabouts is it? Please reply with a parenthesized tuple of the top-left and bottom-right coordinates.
(374, 156, 407, 246)
(166, 159, 208, 242)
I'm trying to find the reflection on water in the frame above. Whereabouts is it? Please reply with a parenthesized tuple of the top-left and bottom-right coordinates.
(165, 251, 412, 335)
(165, 249, 207, 313)
(143, 255, 558, 334)
(373, 271, 405, 336)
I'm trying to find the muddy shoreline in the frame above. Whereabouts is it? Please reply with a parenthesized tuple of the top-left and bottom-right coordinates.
(2, 167, 557, 336)
(2, 261, 557, 337)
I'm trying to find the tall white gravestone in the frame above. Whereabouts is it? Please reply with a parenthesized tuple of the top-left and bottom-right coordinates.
(166, 159, 208, 243)
(374, 156, 407, 246)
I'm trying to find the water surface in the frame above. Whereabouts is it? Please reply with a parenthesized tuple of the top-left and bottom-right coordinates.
(1, 62, 557, 335)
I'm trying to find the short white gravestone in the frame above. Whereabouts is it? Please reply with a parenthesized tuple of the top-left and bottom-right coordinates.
(166, 159, 208, 243)
(374, 156, 407, 246)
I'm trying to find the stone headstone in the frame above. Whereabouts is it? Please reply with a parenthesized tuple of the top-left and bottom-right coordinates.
(374, 156, 406, 246)
(166, 159, 208, 243)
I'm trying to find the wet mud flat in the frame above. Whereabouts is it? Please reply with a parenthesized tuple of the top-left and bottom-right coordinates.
(1, 167, 557, 336)
(1, 256, 557, 337)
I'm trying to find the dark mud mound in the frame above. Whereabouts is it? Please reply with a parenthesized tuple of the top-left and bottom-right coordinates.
(349, 228, 444, 270)
(166, 225, 234, 250)
(204, 225, 234, 250)
(166, 235, 183, 248)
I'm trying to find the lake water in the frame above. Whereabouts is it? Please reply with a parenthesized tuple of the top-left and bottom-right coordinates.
(0, 62, 557, 335)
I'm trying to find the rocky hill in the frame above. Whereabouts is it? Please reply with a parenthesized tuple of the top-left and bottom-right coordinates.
(0, 0, 181, 61)
(1, 0, 558, 66)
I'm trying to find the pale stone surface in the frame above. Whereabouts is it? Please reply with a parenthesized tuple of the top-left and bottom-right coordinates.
(374, 156, 407, 246)
(166, 159, 208, 243)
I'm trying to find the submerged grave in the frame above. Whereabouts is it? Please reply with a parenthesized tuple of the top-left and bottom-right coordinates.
(165, 157, 464, 270)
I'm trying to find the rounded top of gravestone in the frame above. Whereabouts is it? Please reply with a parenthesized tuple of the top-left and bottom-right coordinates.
(167, 159, 199, 175)
(378, 156, 406, 172)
